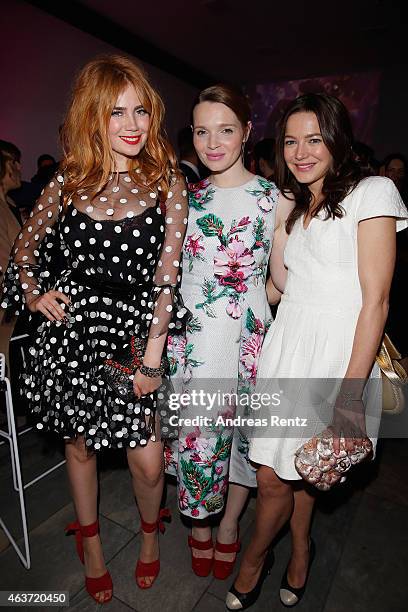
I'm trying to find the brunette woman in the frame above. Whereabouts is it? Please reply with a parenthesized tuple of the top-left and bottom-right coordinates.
(165, 84, 292, 580)
(226, 93, 408, 610)
(1, 55, 189, 603)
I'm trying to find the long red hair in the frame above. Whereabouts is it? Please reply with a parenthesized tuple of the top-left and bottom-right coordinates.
(60, 55, 179, 203)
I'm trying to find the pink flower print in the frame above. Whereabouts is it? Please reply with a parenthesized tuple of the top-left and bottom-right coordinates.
(226, 298, 243, 319)
(229, 216, 251, 234)
(189, 178, 209, 193)
(185, 427, 209, 452)
(257, 195, 274, 212)
(191, 508, 199, 517)
(215, 465, 223, 475)
(214, 237, 255, 291)
(234, 281, 248, 294)
(220, 476, 229, 496)
(164, 444, 173, 470)
(179, 487, 189, 510)
(190, 451, 207, 465)
(218, 396, 235, 421)
(212, 483, 220, 493)
(172, 337, 186, 367)
(185, 233, 205, 257)
(241, 332, 263, 381)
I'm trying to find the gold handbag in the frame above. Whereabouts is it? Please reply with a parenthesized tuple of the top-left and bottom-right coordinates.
(376, 334, 408, 414)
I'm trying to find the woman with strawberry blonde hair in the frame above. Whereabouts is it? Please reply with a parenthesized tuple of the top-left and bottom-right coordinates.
(1, 55, 189, 602)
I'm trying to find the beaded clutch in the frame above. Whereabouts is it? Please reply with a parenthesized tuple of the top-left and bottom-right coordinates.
(294, 430, 373, 491)
(99, 336, 167, 403)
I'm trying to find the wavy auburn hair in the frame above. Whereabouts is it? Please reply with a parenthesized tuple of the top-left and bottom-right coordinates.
(275, 93, 370, 233)
(60, 55, 178, 203)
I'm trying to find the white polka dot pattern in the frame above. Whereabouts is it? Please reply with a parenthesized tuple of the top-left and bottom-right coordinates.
(1, 171, 190, 450)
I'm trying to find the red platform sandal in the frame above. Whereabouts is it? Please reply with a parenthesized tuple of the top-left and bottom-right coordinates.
(65, 520, 113, 604)
(213, 528, 241, 580)
(135, 508, 171, 589)
(188, 534, 214, 577)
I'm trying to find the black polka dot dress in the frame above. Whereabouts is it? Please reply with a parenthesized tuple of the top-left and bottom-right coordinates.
(1, 171, 189, 449)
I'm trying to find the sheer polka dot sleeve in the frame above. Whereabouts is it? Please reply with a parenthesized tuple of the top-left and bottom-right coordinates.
(148, 175, 191, 338)
(1, 174, 63, 313)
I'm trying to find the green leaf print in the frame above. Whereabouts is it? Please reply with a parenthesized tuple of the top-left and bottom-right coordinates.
(188, 358, 205, 368)
(252, 216, 265, 247)
(187, 316, 202, 334)
(180, 457, 212, 501)
(188, 184, 215, 211)
(199, 303, 217, 318)
(195, 278, 232, 317)
(184, 343, 195, 358)
(246, 307, 257, 334)
(168, 357, 178, 376)
(258, 177, 273, 190)
(202, 278, 217, 300)
(196, 214, 227, 245)
(212, 433, 233, 462)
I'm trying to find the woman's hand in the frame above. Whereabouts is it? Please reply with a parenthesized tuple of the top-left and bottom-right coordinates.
(28, 290, 70, 321)
(133, 369, 162, 398)
(329, 388, 367, 454)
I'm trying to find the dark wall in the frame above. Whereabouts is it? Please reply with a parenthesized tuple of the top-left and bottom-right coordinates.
(372, 63, 408, 161)
(0, 1, 198, 179)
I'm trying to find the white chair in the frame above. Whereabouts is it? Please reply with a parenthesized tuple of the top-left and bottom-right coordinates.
(0, 335, 66, 569)
(0, 350, 30, 568)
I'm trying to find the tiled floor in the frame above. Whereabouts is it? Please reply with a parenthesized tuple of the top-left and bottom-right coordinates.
(1, 428, 407, 612)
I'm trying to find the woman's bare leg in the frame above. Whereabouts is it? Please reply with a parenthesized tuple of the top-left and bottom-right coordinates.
(287, 486, 316, 587)
(65, 437, 110, 603)
(191, 518, 213, 559)
(234, 466, 294, 593)
(215, 483, 250, 562)
(126, 437, 164, 587)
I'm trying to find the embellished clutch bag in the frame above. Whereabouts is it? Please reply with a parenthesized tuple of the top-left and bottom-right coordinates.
(98, 336, 167, 403)
(294, 430, 373, 491)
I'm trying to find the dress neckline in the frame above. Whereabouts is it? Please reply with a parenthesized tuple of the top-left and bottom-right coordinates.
(70, 204, 158, 223)
(208, 175, 258, 191)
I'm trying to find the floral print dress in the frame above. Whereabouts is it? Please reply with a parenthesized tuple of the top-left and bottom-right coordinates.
(165, 176, 278, 518)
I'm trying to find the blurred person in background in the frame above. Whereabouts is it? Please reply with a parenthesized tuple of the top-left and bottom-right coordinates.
(253, 138, 276, 180)
(352, 141, 378, 176)
(382, 153, 407, 202)
(177, 126, 201, 184)
(30, 154, 58, 197)
(0, 141, 22, 374)
(382, 153, 408, 368)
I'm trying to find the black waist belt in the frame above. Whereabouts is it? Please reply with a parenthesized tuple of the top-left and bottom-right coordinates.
(70, 270, 143, 298)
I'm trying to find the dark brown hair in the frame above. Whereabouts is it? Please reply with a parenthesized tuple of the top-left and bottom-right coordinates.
(275, 93, 369, 233)
(192, 84, 251, 128)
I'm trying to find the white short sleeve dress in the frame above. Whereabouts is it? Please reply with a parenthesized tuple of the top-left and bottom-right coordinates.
(249, 176, 408, 480)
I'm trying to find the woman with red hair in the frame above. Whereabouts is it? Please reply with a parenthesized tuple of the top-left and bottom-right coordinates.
(1, 55, 189, 602)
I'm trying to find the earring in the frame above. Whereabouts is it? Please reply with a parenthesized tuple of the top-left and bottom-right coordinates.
(241, 140, 246, 158)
